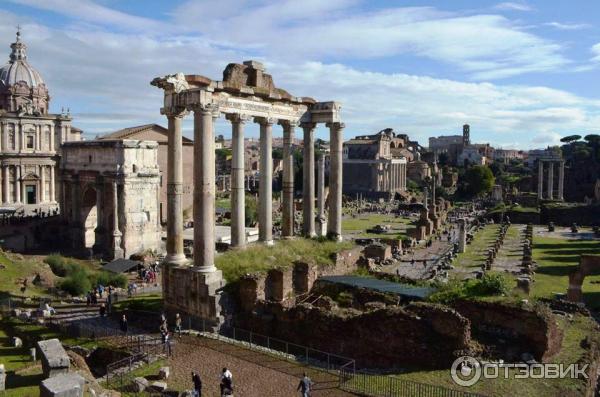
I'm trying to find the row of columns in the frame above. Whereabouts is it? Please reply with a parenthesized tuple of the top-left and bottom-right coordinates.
(537, 160, 564, 201)
(377, 162, 407, 192)
(0, 164, 56, 204)
(164, 107, 345, 271)
(0, 124, 58, 153)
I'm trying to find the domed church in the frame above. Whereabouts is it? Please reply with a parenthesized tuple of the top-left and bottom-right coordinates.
(0, 30, 81, 215)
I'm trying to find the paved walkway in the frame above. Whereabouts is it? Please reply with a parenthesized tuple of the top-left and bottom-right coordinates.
(494, 224, 526, 274)
(168, 335, 356, 396)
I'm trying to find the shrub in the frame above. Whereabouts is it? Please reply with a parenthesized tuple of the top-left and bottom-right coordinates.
(60, 267, 91, 296)
(89, 271, 128, 289)
(472, 273, 510, 296)
(45, 254, 71, 277)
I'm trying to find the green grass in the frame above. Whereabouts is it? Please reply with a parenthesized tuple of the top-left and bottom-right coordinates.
(531, 235, 600, 309)
(346, 314, 598, 397)
(0, 317, 100, 396)
(454, 225, 501, 271)
(342, 214, 414, 239)
(0, 252, 52, 300)
(215, 238, 354, 282)
(102, 358, 166, 396)
(112, 294, 163, 312)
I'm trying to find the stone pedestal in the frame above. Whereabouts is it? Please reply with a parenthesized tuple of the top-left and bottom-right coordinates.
(0, 364, 5, 392)
(162, 265, 224, 324)
(37, 339, 70, 378)
(40, 373, 84, 397)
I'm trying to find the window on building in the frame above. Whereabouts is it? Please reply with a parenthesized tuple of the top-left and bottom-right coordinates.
(26, 135, 34, 149)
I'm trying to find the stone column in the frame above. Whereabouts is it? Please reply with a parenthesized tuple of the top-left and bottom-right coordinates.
(302, 123, 316, 237)
(537, 161, 544, 200)
(558, 161, 564, 201)
(280, 120, 296, 238)
(327, 122, 344, 241)
(49, 165, 55, 202)
(111, 180, 124, 259)
(165, 110, 188, 265)
(257, 117, 274, 244)
(15, 165, 21, 203)
(94, 181, 104, 252)
(192, 105, 219, 271)
(0, 166, 3, 204)
(317, 153, 327, 236)
(458, 218, 467, 253)
(547, 162, 554, 200)
(228, 114, 248, 248)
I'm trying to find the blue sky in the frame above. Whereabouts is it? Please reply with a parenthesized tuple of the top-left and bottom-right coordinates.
(0, 0, 599, 149)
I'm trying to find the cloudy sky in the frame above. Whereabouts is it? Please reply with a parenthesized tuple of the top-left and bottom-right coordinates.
(1, 0, 599, 149)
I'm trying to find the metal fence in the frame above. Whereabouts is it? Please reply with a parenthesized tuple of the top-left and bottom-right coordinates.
(339, 367, 487, 397)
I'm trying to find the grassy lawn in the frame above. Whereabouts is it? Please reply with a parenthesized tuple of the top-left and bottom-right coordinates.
(215, 238, 354, 282)
(112, 294, 163, 312)
(454, 225, 501, 272)
(0, 317, 100, 396)
(342, 214, 414, 239)
(346, 314, 597, 397)
(531, 236, 600, 309)
(0, 252, 53, 300)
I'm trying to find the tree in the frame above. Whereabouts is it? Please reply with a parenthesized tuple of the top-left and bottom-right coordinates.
(560, 135, 581, 143)
(463, 165, 495, 198)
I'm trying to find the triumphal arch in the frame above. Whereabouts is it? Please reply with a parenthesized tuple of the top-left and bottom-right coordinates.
(61, 139, 162, 259)
(152, 60, 344, 322)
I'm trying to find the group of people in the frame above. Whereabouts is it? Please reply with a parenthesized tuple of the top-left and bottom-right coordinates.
(138, 263, 159, 284)
(190, 368, 234, 397)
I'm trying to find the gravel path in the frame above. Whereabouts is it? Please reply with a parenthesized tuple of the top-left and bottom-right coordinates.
(166, 335, 355, 397)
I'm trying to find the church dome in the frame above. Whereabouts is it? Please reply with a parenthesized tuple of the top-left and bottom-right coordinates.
(0, 30, 49, 115)
(0, 30, 45, 88)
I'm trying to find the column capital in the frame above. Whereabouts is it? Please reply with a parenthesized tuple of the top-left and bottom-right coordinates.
(300, 122, 316, 131)
(254, 116, 276, 126)
(164, 107, 188, 118)
(326, 122, 345, 130)
(278, 119, 298, 130)
(225, 113, 252, 124)
(190, 102, 219, 115)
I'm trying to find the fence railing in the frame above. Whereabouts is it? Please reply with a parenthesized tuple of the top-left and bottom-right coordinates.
(339, 368, 487, 397)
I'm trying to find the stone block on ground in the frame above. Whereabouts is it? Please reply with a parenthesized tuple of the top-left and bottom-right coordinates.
(39, 373, 85, 397)
(150, 381, 168, 392)
(37, 339, 70, 378)
(158, 366, 170, 380)
(18, 310, 31, 321)
(132, 377, 149, 392)
(12, 337, 22, 347)
(0, 364, 5, 391)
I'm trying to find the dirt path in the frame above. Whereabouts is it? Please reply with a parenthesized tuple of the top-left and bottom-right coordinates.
(167, 335, 356, 397)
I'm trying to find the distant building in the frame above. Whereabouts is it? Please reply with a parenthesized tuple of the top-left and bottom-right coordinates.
(428, 124, 471, 164)
(0, 31, 82, 215)
(406, 152, 431, 183)
(343, 128, 408, 200)
(458, 146, 486, 165)
(494, 149, 524, 164)
(99, 124, 194, 223)
(527, 147, 562, 167)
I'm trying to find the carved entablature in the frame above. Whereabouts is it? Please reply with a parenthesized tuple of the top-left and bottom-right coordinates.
(152, 60, 342, 127)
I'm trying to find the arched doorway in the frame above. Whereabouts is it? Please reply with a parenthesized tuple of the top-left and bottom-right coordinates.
(80, 186, 98, 249)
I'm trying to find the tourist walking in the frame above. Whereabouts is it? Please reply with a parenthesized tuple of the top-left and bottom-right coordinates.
(191, 371, 202, 397)
(162, 330, 172, 357)
(99, 303, 106, 317)
(175, 313, 182, 337)
(297, 372, 314, 397)
(220, 367, 233, 396)
(120, 314, 128, 334)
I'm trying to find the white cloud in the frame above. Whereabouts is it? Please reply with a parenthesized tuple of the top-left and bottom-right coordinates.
(531, 132, 562, 145)
(592, 43, 600, 62)
(493, 2, 533, 12)
(544, 22, 590, 31)
(0, 4, 598, 149)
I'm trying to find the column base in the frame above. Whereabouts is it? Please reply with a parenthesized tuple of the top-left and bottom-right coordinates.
(193, 265, 219, 273)
(262, 240, 274, 246)
(165, 253, 188, 266)
(327, 232, 343, 242)
(112, 247, 124, 260)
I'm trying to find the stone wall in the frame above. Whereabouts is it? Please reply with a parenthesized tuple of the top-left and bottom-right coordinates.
(237, 246, 363, 311)
(235, 302, 471, 369)
(452, 300, 563, 362)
